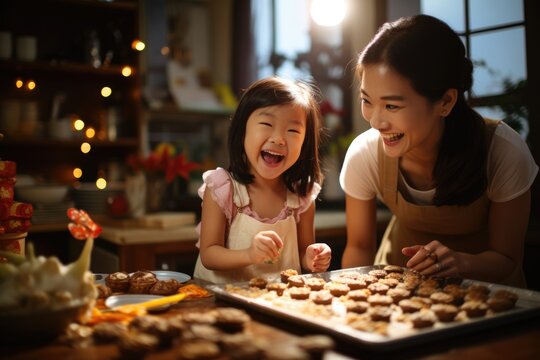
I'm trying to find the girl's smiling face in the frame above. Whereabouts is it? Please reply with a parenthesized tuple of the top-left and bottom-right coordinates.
(360, 64, 446, 160)
(244, 103, 306, 181)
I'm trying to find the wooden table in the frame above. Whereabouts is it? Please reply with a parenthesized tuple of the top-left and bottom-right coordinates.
(3, 286, 540, 360)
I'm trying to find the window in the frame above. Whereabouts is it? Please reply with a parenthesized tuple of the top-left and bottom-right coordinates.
(252, 0, 351, 133)
(420, 0, 528, 138)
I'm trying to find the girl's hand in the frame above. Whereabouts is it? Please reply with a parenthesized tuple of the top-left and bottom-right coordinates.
(305, 243, 332, 273)
(402, 240, 463, 277)
(248, 231, 284, 265)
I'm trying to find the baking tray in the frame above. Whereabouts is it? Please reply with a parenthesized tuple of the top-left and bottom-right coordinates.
(208, 266, 540, 351)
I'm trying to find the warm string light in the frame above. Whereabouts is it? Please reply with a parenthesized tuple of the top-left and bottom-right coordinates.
(73, 168, 83, 179)
(121, 66, 132, 77)
(85, 127, 95, 139)
(14, 79, 36, 90)
(96, 178, 107, 189)
(101, 86, 112, 97)
(80, 142, 91, 154)
(131, 39, 145, 51)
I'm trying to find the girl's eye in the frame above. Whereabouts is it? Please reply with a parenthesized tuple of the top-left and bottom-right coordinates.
(259, 122, 272, 127)
(288, 129, 301, 134)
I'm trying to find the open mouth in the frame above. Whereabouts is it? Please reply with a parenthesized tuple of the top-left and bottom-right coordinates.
(382, 133, 404, 142)
(261, 150, 285, 164)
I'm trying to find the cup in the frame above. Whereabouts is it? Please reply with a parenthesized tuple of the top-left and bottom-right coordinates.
(0, 31, 12, 59)
(15, 36, 37, 61)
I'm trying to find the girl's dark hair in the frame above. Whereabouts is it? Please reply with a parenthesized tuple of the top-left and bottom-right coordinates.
(228, 76, 324, 197)
(358, 14, 487, 206)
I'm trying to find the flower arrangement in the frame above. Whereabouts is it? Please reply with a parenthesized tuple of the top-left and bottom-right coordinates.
(127, 143, 200, 183)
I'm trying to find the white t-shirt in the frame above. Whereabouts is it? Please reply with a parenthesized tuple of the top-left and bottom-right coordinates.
(340, 121, 538, 204)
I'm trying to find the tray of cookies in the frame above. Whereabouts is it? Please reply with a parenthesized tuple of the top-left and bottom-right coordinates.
(208, 265, 540, 350)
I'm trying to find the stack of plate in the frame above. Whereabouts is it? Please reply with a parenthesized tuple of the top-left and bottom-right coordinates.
(31, 201, 74, 224)
(72, 183, 123, 215)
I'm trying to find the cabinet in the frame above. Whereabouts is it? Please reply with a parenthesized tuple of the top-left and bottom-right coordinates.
(0, 0, 141, 184)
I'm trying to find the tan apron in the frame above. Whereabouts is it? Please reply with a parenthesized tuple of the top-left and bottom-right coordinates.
(374, 119, 525, 287)
(194, 177, 301, 284)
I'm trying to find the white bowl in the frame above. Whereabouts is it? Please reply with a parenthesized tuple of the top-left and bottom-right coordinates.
(15, 184, 69, 204)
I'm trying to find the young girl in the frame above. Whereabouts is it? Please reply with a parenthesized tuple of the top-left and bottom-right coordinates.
(194, 77, 332, 284)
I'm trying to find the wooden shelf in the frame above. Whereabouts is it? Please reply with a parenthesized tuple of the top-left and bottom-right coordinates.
(0, 138, 139, 148)
(0, 59, 137, 77)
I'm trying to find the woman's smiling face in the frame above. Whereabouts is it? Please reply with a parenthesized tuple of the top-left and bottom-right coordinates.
(360, 64, 446, 159)
(244, 103, 306, 181)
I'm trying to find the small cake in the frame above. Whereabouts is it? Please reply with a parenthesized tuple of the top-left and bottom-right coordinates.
(266, 282, 288, 296)
(296, 335, 334, 360)
(249, 277, 268, 289)
(409, 309, 437, 328)
(289, 286, 311, 300)
(118, 332, 159, 359)
(92, 322, 128, 343)
(347, 289, 371, 302)
(378, 278, 399, 288)
(177, 339, 221, 360)
(385, 272, 404, 281)
(415, 286, 438, 298)
(487, 290, 518, 313)
(368, 306, 393, 322)
(367, 282, 390, 295)
(359, 274, 379, 285)
(333, 276, 367, 290)
(461, 300, 488, 318)
(418, 278, 440, 289)
(304, 277, 326, 291)
(105, 271, 130, 293)
(443, 284, 467, 305)
(367, 294, 393, 307)
(383, 265, 404, 274)
(431, 303, 459, 322)
(129, 271, 158, 294)
(399, 298, 425, 313)
(215, 307, 251, 333)
(345, 300, 369, 314)
(387, 287, 411, 304)
(368, 269, 388, 279)
(430, 291, 455, 305)
(326, 282, 350, 297)
(287, 275, 305, 288)
(310, 290, 333, 305)
(149, 279, 181, 295)
(280, 269, 298, 283)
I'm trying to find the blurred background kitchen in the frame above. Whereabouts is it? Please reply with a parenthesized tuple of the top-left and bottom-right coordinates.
(0, 0, 538, 285)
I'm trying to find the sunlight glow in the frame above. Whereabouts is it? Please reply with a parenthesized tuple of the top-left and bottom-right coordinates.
(310, 0, 346, 26)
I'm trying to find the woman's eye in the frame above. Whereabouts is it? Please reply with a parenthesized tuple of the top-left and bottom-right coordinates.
(361, 98, 371, 105)
(386, 104, 400, 110)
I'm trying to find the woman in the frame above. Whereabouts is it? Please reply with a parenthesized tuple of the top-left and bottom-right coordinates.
(339, 15, 537, 287)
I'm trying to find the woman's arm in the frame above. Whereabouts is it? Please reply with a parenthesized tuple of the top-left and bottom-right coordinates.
(341, 195, 379, 268)
(406, 190, 531, 283)
(463, 189, 530, 282)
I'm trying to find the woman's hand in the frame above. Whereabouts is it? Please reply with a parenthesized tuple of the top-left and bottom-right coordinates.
(402, 240, 464, 277)
(248, 231, 284, 265)
(305, 243, 332, 273)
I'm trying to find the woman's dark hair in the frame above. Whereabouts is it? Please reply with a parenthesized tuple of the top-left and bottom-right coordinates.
(228, 76, 324, 197)
(357, 14, 487, 206)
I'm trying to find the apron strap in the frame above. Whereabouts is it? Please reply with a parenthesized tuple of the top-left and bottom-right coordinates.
(378, 138, 399, 206)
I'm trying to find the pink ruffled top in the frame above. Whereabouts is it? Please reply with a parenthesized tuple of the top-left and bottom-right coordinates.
(195, 167, 321, 246)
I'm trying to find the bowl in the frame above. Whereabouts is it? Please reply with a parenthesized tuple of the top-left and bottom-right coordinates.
(0, 300, 89, 344)
(15, 184, 69, 205)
